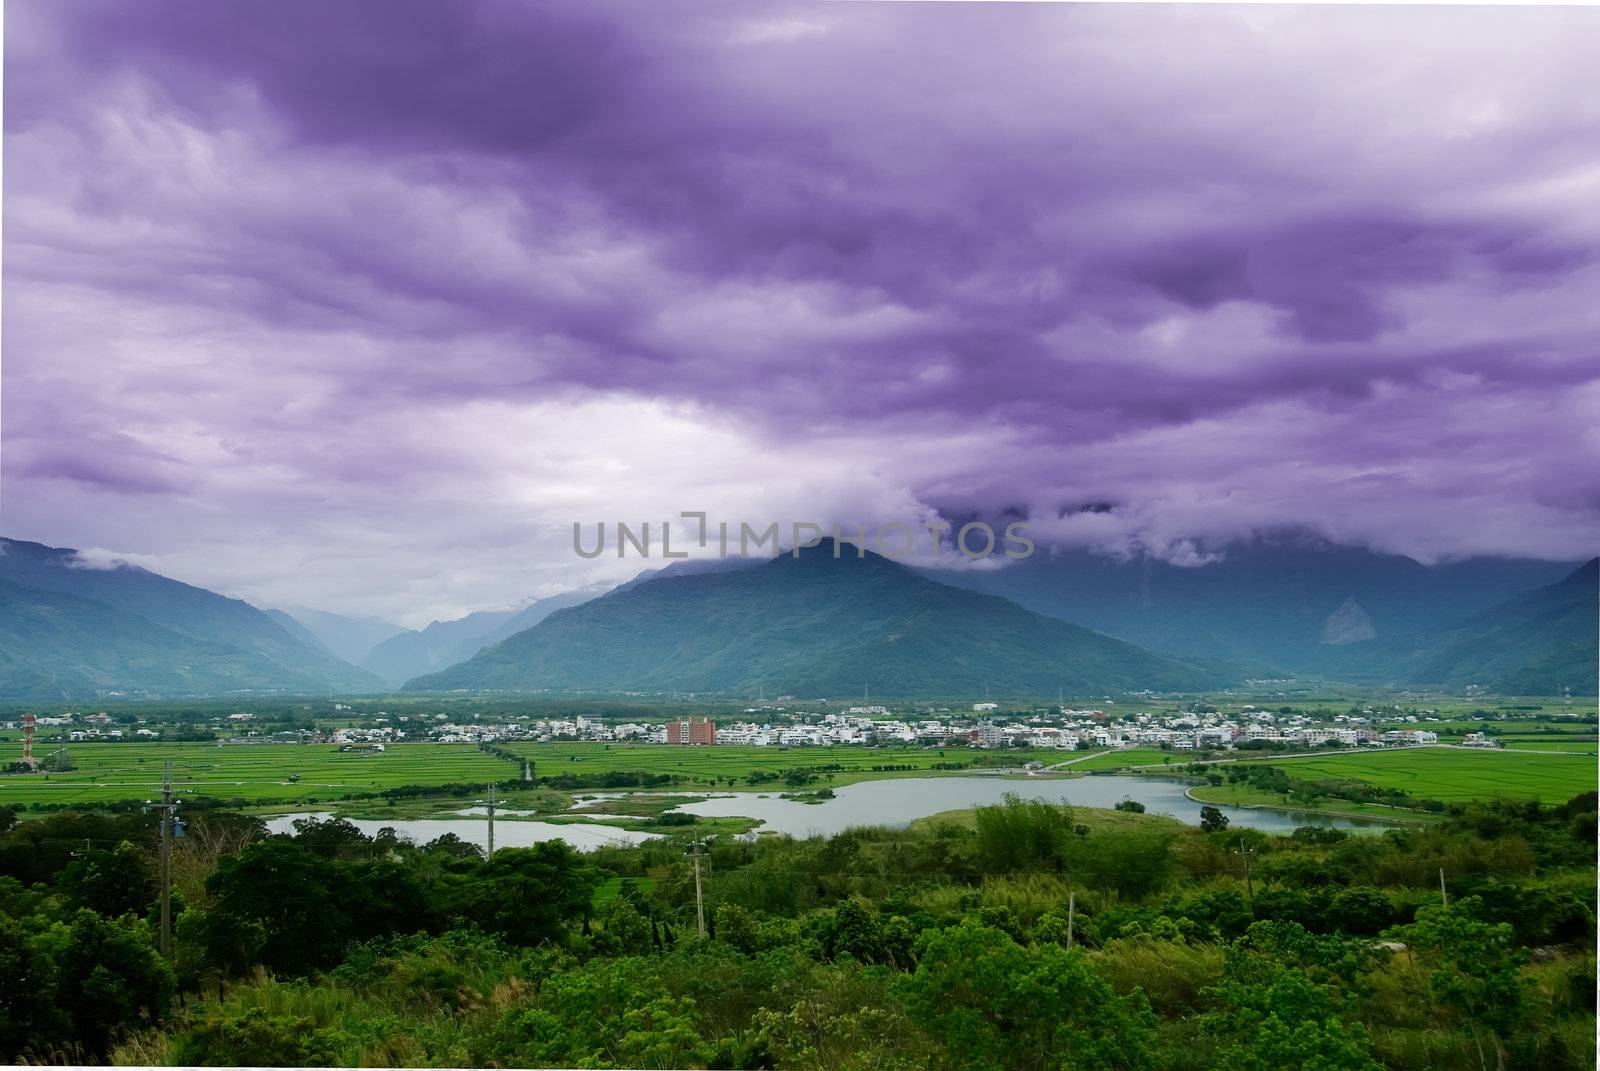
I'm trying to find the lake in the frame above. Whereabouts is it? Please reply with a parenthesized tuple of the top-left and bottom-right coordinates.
(263, 813, 660, 851)
(263, 773, 1388, 850)
(672, 774, 1390, 836)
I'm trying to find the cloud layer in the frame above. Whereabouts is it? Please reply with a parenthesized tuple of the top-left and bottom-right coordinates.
(4, 1, 1598, 622)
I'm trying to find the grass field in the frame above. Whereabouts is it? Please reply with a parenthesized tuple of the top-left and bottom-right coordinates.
(1235, 746, 1597, 804)
(0, 742, 517, 806)
(503, 742, 1062, 788)
(1184, 782, 1444, 824)
(5, 740, 1592, 810)
(1497, 739, 1599, 754)
(0, 741, 1061, 806)
(908, 803, 1182, 836)
(1064, 747, 1193, 771)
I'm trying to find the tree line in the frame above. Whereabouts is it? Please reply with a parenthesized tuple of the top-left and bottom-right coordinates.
(0, 788, 1593, 1069)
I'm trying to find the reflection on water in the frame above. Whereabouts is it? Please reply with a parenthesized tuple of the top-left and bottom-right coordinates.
(263, 775, 1390, 851)
(674, 775, 1392, 838)
(262, 813, 659, 851)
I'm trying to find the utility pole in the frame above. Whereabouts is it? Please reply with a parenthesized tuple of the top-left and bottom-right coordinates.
(689, 838, 707, 937)
(1066, 891, 1076, 948)
(1438, 867, 1448, 907)
(156, 761, 174, 957)
(1234, 839, 1255, 900)
(485, 782, 497, 857)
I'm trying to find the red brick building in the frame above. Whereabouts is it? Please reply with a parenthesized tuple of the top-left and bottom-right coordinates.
(667, 717, 716, 745)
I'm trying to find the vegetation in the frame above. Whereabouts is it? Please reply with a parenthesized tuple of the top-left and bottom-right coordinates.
(0, 742, 519, 807)
(404, 542, 1231, 695)
(1226, 748, 1597, 804)
(0, 786, 1592, 1069)
(0, 740, 1079, 807)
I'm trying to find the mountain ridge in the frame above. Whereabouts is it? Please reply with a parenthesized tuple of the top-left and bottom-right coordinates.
(1319, 558, 1598, 695)
(404, 540, 1240, 696)
(0, 538, 384, 697)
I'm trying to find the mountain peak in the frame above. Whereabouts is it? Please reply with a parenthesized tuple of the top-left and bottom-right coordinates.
(767, 538, 910, 573)
(407, 538, 1231, 696)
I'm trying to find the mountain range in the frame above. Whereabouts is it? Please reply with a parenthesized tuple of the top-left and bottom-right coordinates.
(274, 608, 407, 666)
(359, 587, 608, 687)
(0, 539, 384, 699)
(0, 533, 1591, 700)
(1316, 558, 1597, 695)
(925, 534, 1579, 671)
(404, 541, 1237, 696)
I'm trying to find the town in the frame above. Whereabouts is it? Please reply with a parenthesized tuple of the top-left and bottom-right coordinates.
(10, 702, 1481, 752)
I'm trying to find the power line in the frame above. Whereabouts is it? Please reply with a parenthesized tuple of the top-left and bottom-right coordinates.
(1233, 838, 1255, 900)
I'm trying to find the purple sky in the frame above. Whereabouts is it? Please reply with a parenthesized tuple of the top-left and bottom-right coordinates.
(4, 1, 1599, 625)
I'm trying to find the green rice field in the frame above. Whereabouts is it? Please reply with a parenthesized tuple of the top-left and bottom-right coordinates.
(1237, 746, 1598, 803)
(1496, 739, 1599, 754)
(3, 739, 1593, 809)
(1064, 747, 1187, 771)
(501, 741, 1059, 787)
(0, 740, 1060, 806)
(0, 742, 517, 806)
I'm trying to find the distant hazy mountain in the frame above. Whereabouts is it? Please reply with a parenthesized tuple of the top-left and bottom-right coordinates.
(360, 586, 609, 686)
(277, 607, 405, 666)
(0, 539, 385, 697)
(1320, 559, 1598, 695)
(264, 608, 335, 655)
(611, 556, 759, 593)
(443, 586, 612, 665)
(0, 581, 371, 700)
(924, 533, 1578, 671)
(405, 540, 1235, 697)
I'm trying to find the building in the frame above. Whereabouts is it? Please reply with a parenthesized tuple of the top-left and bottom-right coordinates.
(976, 722, 1005, 748)
(667, 717, 716, 745)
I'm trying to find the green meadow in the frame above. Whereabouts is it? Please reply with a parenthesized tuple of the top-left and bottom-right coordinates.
(0, 740, 1065, 807)
(5, 739, 1594, 810)
(1234, 746, 1597, 803)
(0, 742, 516, 806)
(1061, 747, 1186, 771)
(501, 741, 1061, 787)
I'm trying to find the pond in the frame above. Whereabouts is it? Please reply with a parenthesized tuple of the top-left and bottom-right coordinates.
(671, 774, 1392, 837)
(262, 813, 659, 851)
(263, 774, 1389, 851)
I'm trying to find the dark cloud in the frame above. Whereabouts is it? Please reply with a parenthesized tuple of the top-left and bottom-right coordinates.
(3, 0, 1597, 616)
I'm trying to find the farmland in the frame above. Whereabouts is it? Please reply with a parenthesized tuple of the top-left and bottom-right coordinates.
(1497, 738, 1599, 754)
(4, 738, 1594, 812)
(0, 740, 1063, 807)
(1227, 746, 1598, 803)
(1061, 747, 1187, 771)
(499, 741, 1062, 788)
(0, 742, 517, 806)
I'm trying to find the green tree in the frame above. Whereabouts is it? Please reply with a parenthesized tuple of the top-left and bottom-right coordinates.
(0, 904, 172, 1062)
(594, 896, 654, 956)
(174, 1008, 349, 1066)
(492, 957, 712, 1068)
(900, 919, 1158, 1070)
(57, 841, 156, 919)
(714, 903, 760, 955)
(1397, 898, 1529, 1070)
(203, 839, 355, 975)
(450, 842, 600, 946)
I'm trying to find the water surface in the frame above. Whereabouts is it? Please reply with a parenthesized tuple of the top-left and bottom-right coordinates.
(674, 774, 1390, 836)
(264, 774, 1388, 850)
(263, 812, 659, 850)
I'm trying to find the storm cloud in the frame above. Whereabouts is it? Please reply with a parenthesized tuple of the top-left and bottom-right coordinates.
(4, 1, 1597, 622)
